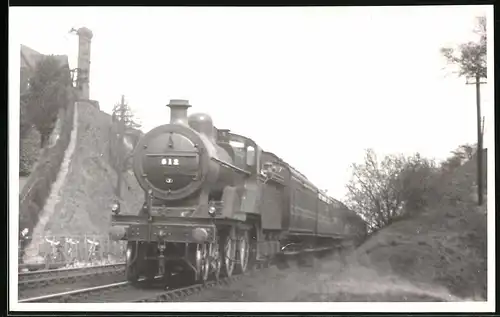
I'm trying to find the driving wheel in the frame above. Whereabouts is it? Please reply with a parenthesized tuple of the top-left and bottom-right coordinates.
(222, 227, 236, 277)
(196, 243, 210, 283)
(236, 230, 250, 274)
(211, 239, 222, 281)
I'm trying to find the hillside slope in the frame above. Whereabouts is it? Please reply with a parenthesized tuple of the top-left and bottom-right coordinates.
(44, 102, 144, 236)
(337, 155, 488, 300)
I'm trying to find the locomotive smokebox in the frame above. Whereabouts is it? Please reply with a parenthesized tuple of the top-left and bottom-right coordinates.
(133, 99, 239, 203)
(168, 99, 191, 126)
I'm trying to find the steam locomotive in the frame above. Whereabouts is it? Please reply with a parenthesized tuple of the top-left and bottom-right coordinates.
(110, 99, 367, 284)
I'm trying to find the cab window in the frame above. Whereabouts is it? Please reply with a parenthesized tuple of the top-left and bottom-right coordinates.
(246, 146, 255, 166)
(229, 140, 246, 166)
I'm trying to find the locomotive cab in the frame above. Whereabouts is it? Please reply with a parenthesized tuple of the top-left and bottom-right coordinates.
(216, 129, 258, 172)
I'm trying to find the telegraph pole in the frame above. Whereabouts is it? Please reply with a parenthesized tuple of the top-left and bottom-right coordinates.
(475, 75, 483, 206)
(467, 74, 487, 206)
(116, 95, 126, 198)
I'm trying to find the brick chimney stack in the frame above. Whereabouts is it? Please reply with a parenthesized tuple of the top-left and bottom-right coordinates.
(76, 27, 93, 100)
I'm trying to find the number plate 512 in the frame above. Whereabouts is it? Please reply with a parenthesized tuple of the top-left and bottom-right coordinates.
(161, 158, 179, 166)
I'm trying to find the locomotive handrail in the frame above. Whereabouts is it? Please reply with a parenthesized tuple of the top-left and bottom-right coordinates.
(146, 151, 199, 158)
(151, 206, 197, 212)
(210, 157, 251, 176)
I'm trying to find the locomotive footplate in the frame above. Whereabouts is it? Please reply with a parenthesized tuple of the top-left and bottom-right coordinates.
(112, 214, 216, 243)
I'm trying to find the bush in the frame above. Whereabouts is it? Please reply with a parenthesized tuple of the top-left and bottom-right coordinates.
(19, 201, 40, 232)
(19, 128, 41, 176)
(345, 150, 438, 232)
(345, 144, 485, 233)
(25, 56, 71, 148)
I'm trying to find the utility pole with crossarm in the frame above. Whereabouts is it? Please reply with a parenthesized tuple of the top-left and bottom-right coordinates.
(466, 75, 487, 206)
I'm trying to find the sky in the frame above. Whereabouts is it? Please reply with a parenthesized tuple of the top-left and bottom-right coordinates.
(10, 6, 494, 200)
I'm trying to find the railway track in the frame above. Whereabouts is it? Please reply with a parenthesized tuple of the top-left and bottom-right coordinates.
(18, 263, 126, 300)
(19, 262, 273, 303)
(19, 263, 126, 284)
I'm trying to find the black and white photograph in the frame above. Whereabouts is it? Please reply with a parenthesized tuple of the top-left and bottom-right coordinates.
(9, 5, 495, 313)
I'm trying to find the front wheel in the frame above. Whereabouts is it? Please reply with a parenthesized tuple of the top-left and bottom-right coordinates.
(126, 262, 140, 283)
(144, 260, 158, 282)
(125, 242, 139, 283)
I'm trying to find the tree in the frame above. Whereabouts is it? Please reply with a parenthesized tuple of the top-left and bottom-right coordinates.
(20, 58, 35, 139)
(110, 96, 142, 197)
(440, 16, 487, 79)
(111, 98, 142, 130)
(440, 143, 477, 174)
(441, 15, 487, 206)
(345, 149, 437, 233)
(451, 144, 475, 162)
(398, 153, 439, 214)
(23, 55, 71, 148)
(20, 97, 32, 139)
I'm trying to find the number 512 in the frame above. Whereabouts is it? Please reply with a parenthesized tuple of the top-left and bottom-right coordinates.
(161, 158, 179, 166)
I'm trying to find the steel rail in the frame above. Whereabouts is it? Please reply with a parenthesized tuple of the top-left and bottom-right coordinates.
(19, 280, 133, 303)
(18, 263, 125, 283)
(18, 265, 126, 294)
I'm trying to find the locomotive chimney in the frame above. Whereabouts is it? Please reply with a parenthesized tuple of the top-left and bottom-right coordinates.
(167, 99, 191, 125)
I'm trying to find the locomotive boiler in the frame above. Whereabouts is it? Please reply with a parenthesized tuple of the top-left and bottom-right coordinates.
(111, 99, 367, 285)
(133, 100, 245, 211)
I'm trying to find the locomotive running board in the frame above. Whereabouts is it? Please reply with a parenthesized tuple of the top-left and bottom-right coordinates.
(280, 246, 334, 256)
(111, 214, 214, 226)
